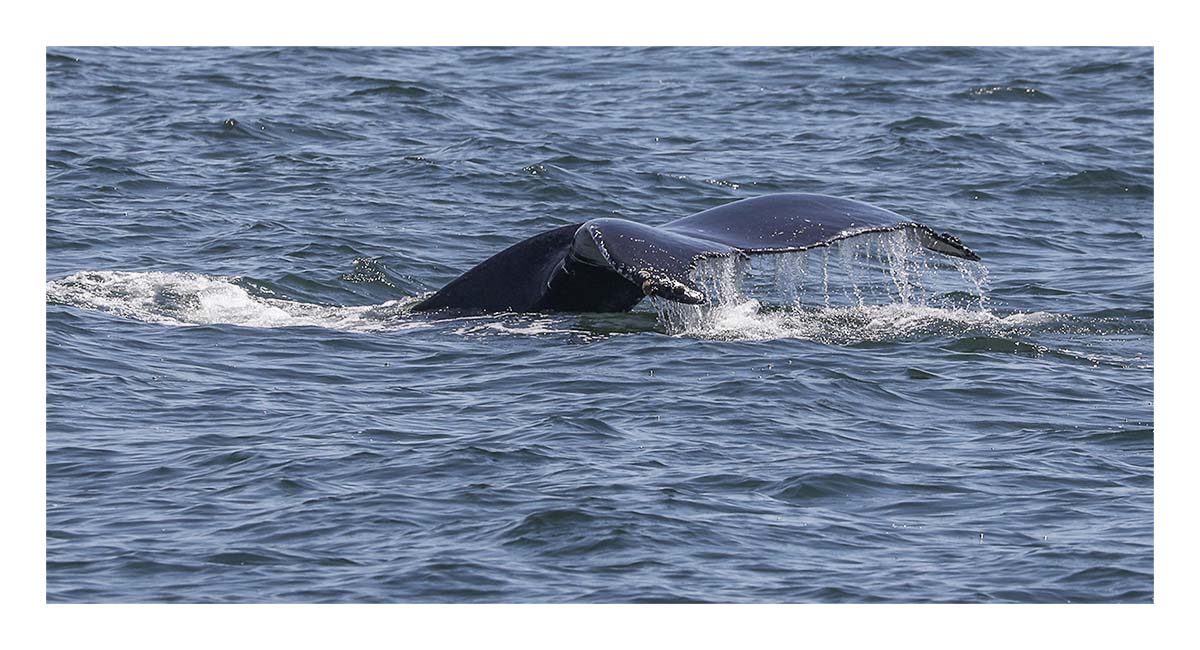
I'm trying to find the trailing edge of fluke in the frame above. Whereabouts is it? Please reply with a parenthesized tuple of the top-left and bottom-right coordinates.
(412, 193, 980, 314)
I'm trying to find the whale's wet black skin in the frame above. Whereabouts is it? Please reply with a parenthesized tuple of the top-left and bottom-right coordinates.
(412, 193, 981, 314)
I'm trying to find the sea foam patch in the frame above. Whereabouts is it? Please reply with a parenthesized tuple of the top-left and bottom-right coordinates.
(46, 270, 421, 332)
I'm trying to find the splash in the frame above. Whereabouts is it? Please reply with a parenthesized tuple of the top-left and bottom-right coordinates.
(46, 270, 606, 339)
(46, 271, 424, 332)
(650, 229, 1041, 342)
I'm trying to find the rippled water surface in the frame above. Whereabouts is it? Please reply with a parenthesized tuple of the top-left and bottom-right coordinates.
(46, 47, 1153, 603)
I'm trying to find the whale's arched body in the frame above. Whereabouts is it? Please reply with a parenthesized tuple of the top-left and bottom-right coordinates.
(411, 193, 980, 314)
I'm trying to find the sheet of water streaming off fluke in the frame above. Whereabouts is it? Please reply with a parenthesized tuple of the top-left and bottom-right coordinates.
(45, 47, 1153, 603)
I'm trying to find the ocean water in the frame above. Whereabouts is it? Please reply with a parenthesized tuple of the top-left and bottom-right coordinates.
(46, 47, 1153, 603)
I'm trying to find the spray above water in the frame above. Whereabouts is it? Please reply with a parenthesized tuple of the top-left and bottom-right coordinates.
(649, 229, 1028, 342)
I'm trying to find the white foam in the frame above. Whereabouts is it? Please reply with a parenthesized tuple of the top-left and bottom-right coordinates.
(651, 232, 1052, 342)
(655, 297, 1058, 343)
(453, 317, 581, 337)
(46, 271, 424, 332)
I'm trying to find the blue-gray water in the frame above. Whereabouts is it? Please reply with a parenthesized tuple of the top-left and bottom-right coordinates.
(46, 47, 1153, 603)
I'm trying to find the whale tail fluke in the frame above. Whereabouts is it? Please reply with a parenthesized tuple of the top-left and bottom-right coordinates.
(412, 193, 980, 313)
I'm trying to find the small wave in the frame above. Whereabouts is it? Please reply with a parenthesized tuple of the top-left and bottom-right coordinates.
(339, 257, 398, 288)
(886, 116, 958, 132)
(1064, 61, 1133, 75)
(952, 188, 997, 201)
(46, 271, 423, 332)
(47, 52, 82, 64)
(944, 336, 1146, 368)
(348, 83, 432, 98)
(960, 85, 1056, 103)
(1045, 168, 1152, 197)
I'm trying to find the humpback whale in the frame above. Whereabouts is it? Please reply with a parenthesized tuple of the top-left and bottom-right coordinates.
(412, 193, 979, 314)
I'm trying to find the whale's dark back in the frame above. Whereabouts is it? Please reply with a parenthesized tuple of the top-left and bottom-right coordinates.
(412, 223, 579, 313)
(411, 223, 643, 313)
